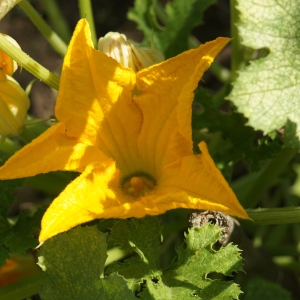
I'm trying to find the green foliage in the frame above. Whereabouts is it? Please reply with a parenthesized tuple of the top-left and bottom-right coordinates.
(0, 177, 43, 257)
(192, 88, 283, 174)
(0, 246, 9, 266)
(39, 226, 135, 300)
(229, 0, 300, 146)
(244, 277, 291, 300)
(108, 217, 243, 299)
(128, 0, 215, 57)
(4, 209, 44, 253)
(38, 220, 243, 299)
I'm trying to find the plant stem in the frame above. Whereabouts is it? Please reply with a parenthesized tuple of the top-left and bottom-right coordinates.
(247, 207, 300, 225)
(78, 0, 97, 47)
(241, 147, 298, 208)
(18, 0, 67, 57)
(230, 0, 244, 81)
(40, 0, 71, 43)
(0, 138, 21, 154)
(0, 34, 60, 90)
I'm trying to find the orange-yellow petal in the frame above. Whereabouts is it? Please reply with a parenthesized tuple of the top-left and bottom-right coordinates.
(0, 34, 20, 76)
(0, 122, 107, 179)
(54, 20, 144, 175)
(157, 141, 248, 218)
(133, 37, 230, 177)
(39, 160, 117, 242)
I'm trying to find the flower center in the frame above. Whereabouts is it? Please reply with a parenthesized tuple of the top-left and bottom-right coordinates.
(122, 172, 156, 197)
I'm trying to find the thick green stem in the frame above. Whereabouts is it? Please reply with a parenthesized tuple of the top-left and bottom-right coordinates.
(18, 0, 67, 57)
(78, 0, 97, 47)
(0, 34, 59, 90)
(241, 147, 298, 208)
(247, 207, 300, 225)
(230, 0, 243, 81)
(40, 0, 71, 43)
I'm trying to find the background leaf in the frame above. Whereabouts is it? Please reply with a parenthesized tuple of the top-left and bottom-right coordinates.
(244, 277, 291, 300)
(128, 0, 215, 57)
(228, 0, 300, 146)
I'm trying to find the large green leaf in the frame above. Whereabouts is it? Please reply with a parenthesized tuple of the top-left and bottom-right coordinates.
(39, 226, 135, 300)
(228, 0, 300, 146)
(128, 0, 215, 57)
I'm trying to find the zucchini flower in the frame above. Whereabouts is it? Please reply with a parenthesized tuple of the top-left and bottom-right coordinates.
(98, 32, 164, 72)
(0, 70, 30, 141)
(0, 20, 248, 243)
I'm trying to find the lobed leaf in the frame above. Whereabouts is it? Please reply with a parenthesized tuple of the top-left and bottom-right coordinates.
(109, 218, 243, 299)
(128, 0, 215, 57)
(229, 0, 300, 146)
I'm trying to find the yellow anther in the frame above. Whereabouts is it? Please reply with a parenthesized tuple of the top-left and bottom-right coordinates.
(130, 176, 145, 195)
(123, 174, 156, 197)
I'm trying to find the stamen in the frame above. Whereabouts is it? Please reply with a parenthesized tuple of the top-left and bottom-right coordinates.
(122, 172, 156, 197)
(130, 176, 144, 194)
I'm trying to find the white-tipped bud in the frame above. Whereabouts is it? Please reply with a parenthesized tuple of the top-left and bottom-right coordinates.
(0, 0, 22, 20)
(98, 32, 164, 72)
(0, 34, 21, 76)
(0, 70, 30, 140)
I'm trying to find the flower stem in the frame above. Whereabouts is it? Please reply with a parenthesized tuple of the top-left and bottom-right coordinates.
(18, 0, 67, 57)
(0, 138, 21, 154)
(39, 0, 71, 43)
(78, 0, 97, 47)
(240, 147, 298, 208)
(230, 0, 244, 81)
(0, 34, 59, 90)
(247, 207, 300, 225)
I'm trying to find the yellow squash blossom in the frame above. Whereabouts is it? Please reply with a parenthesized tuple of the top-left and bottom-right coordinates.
(0, 19, 248, 243)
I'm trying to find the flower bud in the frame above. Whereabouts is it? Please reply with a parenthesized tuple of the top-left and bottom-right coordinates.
(0, 70, 30, 140)
(0, 34, 21, 76)
(0, 0, 22, 20)
(98, 32, 164, 72)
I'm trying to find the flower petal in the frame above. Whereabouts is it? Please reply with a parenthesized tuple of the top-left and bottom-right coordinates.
(0, 123, 107, 179)
(39, 160, 118, 242)
(133, 37, 230, 177)
(156, 141, 248, 219)
(55, 19, 144, 175)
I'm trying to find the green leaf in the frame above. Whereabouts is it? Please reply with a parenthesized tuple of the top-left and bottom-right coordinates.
(244, 277, 291, 300)
(0, 246, 9, 267)
(109, 218, 243, 299)
(128, 0, 215, 57)
(39, 225, 134, 300)
(0, 179, 23, 219)
(4, 209, 44, 253)
(156, 224, 243, 300)
(107, 217, 162, 290)
(228, 0, 300, 146)
(193, 88, 282, 173)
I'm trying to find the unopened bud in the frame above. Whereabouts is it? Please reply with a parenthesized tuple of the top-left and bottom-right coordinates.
(0, 0, 22, 20)
(0, 34, 21, 76)
(0, 70, 30, 140)
(98, 32, 164, 72)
